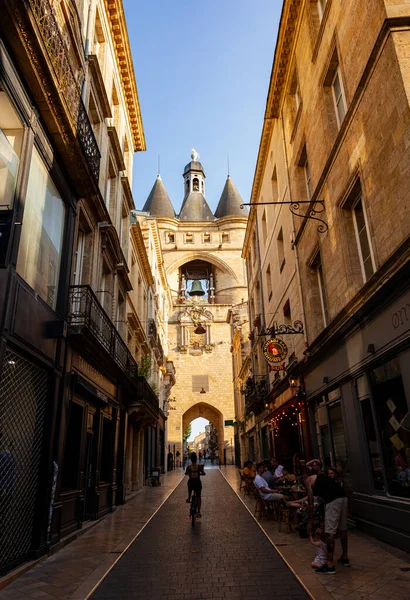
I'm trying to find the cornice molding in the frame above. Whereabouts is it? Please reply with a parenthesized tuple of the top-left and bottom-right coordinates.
(249, 0, 302, 215)
(104, 0, 146, 152)
(265, 0, 302, 120)
(130, 222, 154, 286)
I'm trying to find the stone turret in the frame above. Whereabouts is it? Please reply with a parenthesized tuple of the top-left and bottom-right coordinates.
(142, 175, 175, 218)
(214, 175, 247, 218)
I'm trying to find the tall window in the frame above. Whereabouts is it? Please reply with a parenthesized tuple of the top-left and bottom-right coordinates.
(73, 219, 92, 285)
(112, 83, 120, 130)
(266, 265, 272, 302)
(16, 148, 65, 310)
(0, 89, 24, 209)
(352, 196, 375, 283)
(105, 158, 117, 224)
(271, 166, 279, 202)
(277, 227, 285, 273)
(324, 48, 347, 131)
(359, 358, 410, 499)
(261, 210, 267, 245)
(316, 254, 329, 326)
(298, 145, 312, 201)
(332, 66, 347, 128)
(120, 200, 128, 257)
(94, 9, 106, 71)
(303, 155, 312, 200)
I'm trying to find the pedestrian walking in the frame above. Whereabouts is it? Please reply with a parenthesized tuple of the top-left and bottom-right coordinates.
(305, 462, 350, 574)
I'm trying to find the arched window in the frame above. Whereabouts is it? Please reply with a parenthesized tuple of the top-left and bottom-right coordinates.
(193, 177, 199, 191)
(185, 179, 189, 194)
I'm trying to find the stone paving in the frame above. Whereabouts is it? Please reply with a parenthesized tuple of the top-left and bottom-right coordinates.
(91, 467, 309, 600)
(0, 466, 409, 600)
(222, 467, 410, 600)
(0, 470, 184, 600)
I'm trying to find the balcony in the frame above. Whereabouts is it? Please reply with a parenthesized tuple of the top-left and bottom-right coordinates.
(68, 285, 138, 385)
(135, 376, 159, 416)
(243, 376, 269, 416)
(3, 0, 101, 187)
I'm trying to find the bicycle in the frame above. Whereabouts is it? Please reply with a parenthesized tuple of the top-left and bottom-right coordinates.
(189, 490, 198, 526)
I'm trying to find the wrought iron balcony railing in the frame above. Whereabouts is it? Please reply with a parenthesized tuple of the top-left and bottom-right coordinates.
(243, 376, 269, 415)
(135, 376, 159, 415)
(27, 0, 101, 181)
(68, 285, 138, 384)
(148, 318, 157, 340)
(154, 335, 165, 366)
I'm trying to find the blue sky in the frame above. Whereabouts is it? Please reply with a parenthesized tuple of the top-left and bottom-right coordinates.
(123, 0, 282, 214)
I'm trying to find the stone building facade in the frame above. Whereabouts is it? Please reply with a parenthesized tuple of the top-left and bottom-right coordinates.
(140, 153, 248, 464)
(0, 0, 154, 573)
(245, 0, 410, 551)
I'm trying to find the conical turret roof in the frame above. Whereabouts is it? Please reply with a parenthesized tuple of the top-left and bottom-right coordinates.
(179, 192, 214, 221)
(142, 175, 175, 218)
(214, 175, 246, 218)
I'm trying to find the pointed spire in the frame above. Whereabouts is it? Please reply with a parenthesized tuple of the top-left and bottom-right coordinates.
(142, 175, 175, 218)
(214, 176, 247, 218)
(179, 192, 214, 221)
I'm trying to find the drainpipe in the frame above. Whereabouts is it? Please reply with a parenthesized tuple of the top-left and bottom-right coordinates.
(82, 0, 96, 101)
(84, 0, 95, 58)
(280, 111, 308, 349)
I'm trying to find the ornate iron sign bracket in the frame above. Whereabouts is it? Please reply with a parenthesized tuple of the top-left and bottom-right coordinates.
(240, 200, 328, 234)
(258, 320, 304, 337)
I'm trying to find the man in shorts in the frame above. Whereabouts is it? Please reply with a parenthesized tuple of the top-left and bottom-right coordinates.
(305, 462, 350, 574)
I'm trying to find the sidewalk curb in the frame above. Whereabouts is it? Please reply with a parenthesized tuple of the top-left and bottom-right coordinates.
(219, 468, 317, 600)
(82, 473, 184, 599)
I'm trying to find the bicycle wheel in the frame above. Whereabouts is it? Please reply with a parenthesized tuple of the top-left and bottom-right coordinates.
(190, 493, 197, 526)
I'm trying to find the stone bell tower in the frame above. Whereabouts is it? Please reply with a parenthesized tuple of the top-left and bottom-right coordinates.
(141, 150, 248, 464)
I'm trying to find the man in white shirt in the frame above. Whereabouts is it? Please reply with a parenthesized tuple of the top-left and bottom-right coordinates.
(254, 462, 286, 502)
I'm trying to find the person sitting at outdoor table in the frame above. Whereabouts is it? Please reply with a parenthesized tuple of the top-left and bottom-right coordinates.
(276, 468, 296, 485)
(270, 458, 285, 478)
(327, 465, 343, 485)
(242, 460, 256, 483)
(262, 459, 276, 489)
(254, 462, 288, 503)
(306, 458, 323, 474)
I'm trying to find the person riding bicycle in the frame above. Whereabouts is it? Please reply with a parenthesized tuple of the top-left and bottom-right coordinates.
(185, 451, 205, 517)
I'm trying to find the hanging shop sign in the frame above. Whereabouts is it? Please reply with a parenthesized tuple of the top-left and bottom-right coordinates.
(268, 362, 286, 372)
(263, 338, 288, 364)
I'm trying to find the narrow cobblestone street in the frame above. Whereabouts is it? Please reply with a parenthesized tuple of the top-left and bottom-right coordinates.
(1, 467, 409, 600)
(91, 468, 308, 600)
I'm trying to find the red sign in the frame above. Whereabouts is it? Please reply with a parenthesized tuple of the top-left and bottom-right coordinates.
(263, 338, 288, 364)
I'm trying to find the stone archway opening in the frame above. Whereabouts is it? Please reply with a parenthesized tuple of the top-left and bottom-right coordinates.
(182, 402, 224, 464)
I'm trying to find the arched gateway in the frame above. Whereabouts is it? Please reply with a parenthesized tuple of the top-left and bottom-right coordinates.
(141, 152, 248, 467)
(183, 402, 224, 459)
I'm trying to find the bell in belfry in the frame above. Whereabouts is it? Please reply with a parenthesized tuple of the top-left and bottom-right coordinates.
(189, 280, 205, 296)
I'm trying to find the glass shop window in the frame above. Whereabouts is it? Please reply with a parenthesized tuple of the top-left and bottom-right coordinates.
(360, 396, 384, 491)
(315, 393, 352, 494)
(369, 358, 410, 498)
(16, 147, 65, 310)
(0, 89, 24, 210)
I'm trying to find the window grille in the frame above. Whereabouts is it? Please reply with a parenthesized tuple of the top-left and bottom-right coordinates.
(0, 349, 48, 574)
